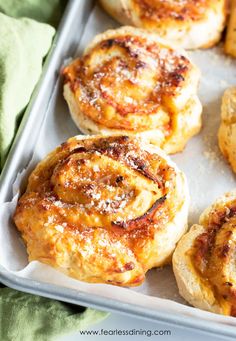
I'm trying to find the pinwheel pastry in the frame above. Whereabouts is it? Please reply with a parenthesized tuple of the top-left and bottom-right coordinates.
(218, 87, 236, 174)
(14, 135, 189, 286)
(99, 0, 227, 49)
(63, 27, 202, 154)
(173, 191, 236, 316)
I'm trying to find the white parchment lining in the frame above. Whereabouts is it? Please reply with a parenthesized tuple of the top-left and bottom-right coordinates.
(1, 5, 236, 327)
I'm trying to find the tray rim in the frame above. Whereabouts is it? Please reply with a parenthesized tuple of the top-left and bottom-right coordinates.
(0, 0, 236, 338)
(0, 267, 236, 340)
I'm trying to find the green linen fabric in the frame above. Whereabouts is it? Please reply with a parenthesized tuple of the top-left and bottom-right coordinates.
(0, 13, 55, 168)
(0, 286, 108, 341)
(0, 0, 66, 26)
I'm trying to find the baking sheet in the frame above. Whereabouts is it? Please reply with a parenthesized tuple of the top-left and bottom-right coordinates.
(1, 3, 236, 328)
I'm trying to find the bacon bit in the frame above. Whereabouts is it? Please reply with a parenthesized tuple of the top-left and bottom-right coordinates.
(193, 232, 210, 273)
(231, 306, 236, 317)
(60, 141, 69, 149)
(116, 176, 124, 183)
(71, 146, 87, 154)
(167, 72, 185, 87)
(101, 39, 114, 49)
(100, 37, 140, 58)
(115, 262, 135, 273)
(204, 205, 236, 231)
(229, 206, 236, 218)
(135, 61, 146, 69)
(221, 244, 230, 258)
(225, 282, 233, 287)
(225, 230, 233, 237)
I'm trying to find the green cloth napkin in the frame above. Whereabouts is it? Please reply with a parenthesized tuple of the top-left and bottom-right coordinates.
(0, 0, 66, 26)
(0, 287, 108, 341)
(0, 13, 55, 168)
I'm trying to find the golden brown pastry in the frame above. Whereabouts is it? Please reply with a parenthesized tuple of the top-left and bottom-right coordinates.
(63, 27, 202, 154)
(14, 135, 189, 286)
(225, 0, 236, 58)
(99, 0, 227, 49)
(173, 191, 236, 316)
(218, 87, 236, 174)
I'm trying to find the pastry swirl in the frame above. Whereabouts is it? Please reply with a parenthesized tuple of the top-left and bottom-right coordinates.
(63, 27, 202, 154)
(173, 191, 236, 316)
(14, 135, 189, 286)
(218, 87, 236, 174)
(99, 0, 227, 49)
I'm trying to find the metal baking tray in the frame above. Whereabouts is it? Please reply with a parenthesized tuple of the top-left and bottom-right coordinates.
(1, 0, 236, 339)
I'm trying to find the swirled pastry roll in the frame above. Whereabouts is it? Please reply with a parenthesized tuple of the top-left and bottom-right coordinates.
(99, 0, 227, 49)
(173, 191, 236, 316)
(63, 27, 202, 154)
(14, 135, 189, 286)
(218, 87, 236, 174)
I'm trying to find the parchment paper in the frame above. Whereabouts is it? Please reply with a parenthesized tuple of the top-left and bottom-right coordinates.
(1, 5, 236, 326)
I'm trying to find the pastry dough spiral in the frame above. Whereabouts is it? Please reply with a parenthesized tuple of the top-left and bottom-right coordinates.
(63, 27, 202, 154)
(14, 135, 189, 286)
(173, 191, 236, 316)
(99, 0, 227, 49)
(218, 87, 236, 174)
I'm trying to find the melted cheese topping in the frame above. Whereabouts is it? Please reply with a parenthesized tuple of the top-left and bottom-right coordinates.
(14, 135, 188, 286)
(63, 31, 196, 134)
